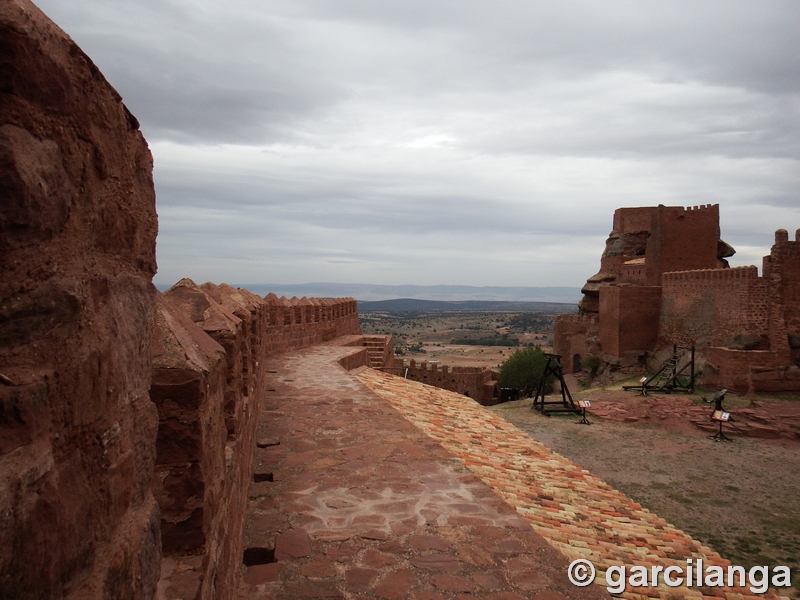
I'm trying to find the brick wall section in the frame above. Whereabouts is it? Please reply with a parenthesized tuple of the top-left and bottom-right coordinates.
(0, 2, 161, 597)
(646, 205, 720, 286)
(660, 266, 769, 347)
(401, 360, 500, 405)
(704, 348, 800, 395)
(262, 293, 360, 354)
(612, 206, 658, 234)
(767, 231, 800, 360)
(553, 314, 600, 374)
(599, 286, 662, 357)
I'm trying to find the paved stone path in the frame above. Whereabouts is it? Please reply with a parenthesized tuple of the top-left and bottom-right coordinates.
(239, 341, 610, 599)
(356, 368, 788, 600)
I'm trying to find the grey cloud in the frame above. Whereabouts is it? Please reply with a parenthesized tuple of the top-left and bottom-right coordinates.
(42, 0, 800, 145)
(32, 0, 800, 288)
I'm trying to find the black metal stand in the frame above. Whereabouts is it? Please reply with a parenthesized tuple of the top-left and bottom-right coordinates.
(577, 406, 591, 425)
(532, 354, 581, 416)
(705, 388, 734, 442)
(710, 419, 731, 442)
(623, 345, 696, 395)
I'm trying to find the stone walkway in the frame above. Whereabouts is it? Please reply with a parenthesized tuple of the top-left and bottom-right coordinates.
(356, 368, 789, 600)
(239, 340, 610, 599)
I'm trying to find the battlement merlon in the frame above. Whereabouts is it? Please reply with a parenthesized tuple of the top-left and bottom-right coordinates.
(663, 265, 759, 283)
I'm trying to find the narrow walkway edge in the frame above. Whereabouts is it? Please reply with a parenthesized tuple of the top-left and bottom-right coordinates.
(239, 341, 611, 600)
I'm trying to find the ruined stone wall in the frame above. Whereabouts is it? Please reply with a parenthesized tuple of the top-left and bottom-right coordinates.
(401, 360, 499, 405)
(703, 348, 800, 395)
(660, 266, 769, 349)
(553, 314, 599, 374)
(599, 286, 662, 358)
(0, 2, 160, 597)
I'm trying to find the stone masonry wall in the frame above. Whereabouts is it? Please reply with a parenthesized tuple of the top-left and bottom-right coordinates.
(401, 359, 500, 405)
(262, 293, 360, 354)
(599, 286, 662, 358)
(553, 314, 599, 374)
(767, 230, 800, 361)
(703, 348, 800, 395)
(660, 266, 769, 348)
(646, 204, 720, 286)
(151, 283, 361, 599)
(0, 2, 161, 597)
(702, 230, 800, 394)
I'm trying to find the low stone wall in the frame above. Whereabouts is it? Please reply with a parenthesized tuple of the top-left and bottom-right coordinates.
(704, 347, 800, 395)
(401, 359, 500, 405)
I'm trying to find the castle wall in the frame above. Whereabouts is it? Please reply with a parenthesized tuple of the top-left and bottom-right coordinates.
(646, 205, 720, 285)
(767, 230, 800, 361)
(151, 294, 228, 565)
(262, 293, 360, 355)
(612, 206, 658, 234)
(660, 266, 769, 348)
(152, 286, 361, 599)
(553, 314, 599, 374)
(0, 2, 161, 597)
(599, 286, 662, 357)
(703, 348, 800, 395)
(402, 360, 499, 405)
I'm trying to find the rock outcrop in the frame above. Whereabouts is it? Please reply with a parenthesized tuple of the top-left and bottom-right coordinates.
(0, 1, 160, 598)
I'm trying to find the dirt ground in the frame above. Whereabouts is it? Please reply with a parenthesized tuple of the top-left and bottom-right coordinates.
(490, 388, 800, 595)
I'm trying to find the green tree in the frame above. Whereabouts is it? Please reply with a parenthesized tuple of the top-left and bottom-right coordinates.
(499, 346, 551, 397)
(580, 355, 601, 377)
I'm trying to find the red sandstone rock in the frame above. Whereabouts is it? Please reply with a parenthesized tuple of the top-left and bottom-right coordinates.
(242, 562, 282, 585)
(274, 528, 312, 560)
(0, 1, 159, 598)
(374, 568, 418, 600)
(151, 293, 227, 558)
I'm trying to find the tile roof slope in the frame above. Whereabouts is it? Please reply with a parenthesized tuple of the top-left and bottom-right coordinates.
(356, 368, 789, 600)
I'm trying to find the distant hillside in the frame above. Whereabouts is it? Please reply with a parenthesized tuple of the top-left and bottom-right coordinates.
(358, 298, 578, 314)
(226, 283, 582, 303)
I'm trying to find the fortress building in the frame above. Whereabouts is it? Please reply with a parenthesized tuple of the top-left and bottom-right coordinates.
(554, 205, 800, 394)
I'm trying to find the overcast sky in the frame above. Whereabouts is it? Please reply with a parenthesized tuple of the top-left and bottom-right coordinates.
(35, 0, 800, 289)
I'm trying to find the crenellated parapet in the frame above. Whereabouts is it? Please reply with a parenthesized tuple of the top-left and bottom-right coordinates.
(402, 359, 500, 405)
(149, 281, 362, 598)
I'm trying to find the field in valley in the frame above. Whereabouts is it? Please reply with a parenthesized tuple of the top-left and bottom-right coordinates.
(358, 299, 572, 369)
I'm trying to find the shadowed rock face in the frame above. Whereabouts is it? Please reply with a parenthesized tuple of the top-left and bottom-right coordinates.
(0, 1, 159, 598)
